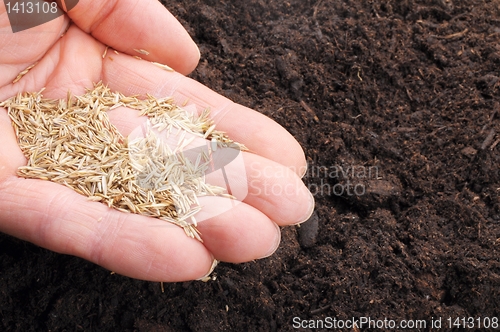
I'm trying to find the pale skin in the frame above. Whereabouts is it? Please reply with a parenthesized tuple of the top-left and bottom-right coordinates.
(0, 0, 314, 281)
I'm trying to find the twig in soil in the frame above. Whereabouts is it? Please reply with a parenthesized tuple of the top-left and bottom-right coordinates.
(481, 129, 496, 150)
(490, 138, 500, 151)
(310, 305, 331, 315)
(299, 100, 319, 123)
(432, 28, 469, 40)
(312, 0, 322, 21)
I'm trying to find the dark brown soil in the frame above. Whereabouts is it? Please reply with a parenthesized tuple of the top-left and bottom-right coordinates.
(2, 0, 500, 331)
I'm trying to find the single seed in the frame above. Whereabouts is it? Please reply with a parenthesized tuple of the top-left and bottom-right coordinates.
(12, 61, 39, 84)
(134, 48, 150, 56)
(151, 62, 174, 72)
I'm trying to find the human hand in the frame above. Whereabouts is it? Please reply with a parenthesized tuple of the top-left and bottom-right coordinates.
(0, 0, 314, 281)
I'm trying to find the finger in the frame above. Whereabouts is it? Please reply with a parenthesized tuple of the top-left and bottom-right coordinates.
(102, 53, 307, 176)
(62, 0, 199, 75)
(200, 150, 313, 225)
(240, 153, 314, 225)
(0, 177, 215, 282)
(195, 196, 280, 262)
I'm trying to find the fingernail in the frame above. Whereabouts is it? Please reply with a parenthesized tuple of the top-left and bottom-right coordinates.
(191, 41, 201, 63)
(197, 256, 218, 282)
(294, 190, 315, 225)
(299, 162, 308, 178)
(260, 222, 281, 259)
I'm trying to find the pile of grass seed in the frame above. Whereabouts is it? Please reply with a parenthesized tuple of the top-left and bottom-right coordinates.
(0, 83, 242, 241)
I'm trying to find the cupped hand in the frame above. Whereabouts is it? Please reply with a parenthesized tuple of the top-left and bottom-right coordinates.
(0, 0, 314, 281)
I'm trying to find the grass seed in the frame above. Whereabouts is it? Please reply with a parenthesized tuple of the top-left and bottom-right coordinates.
(0, 82, 245, 241)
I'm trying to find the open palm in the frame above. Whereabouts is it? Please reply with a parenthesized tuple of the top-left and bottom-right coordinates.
(0, 0, 313, 281)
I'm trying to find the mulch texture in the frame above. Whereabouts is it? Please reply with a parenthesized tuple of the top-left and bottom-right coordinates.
(1, 0, 500, 330)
